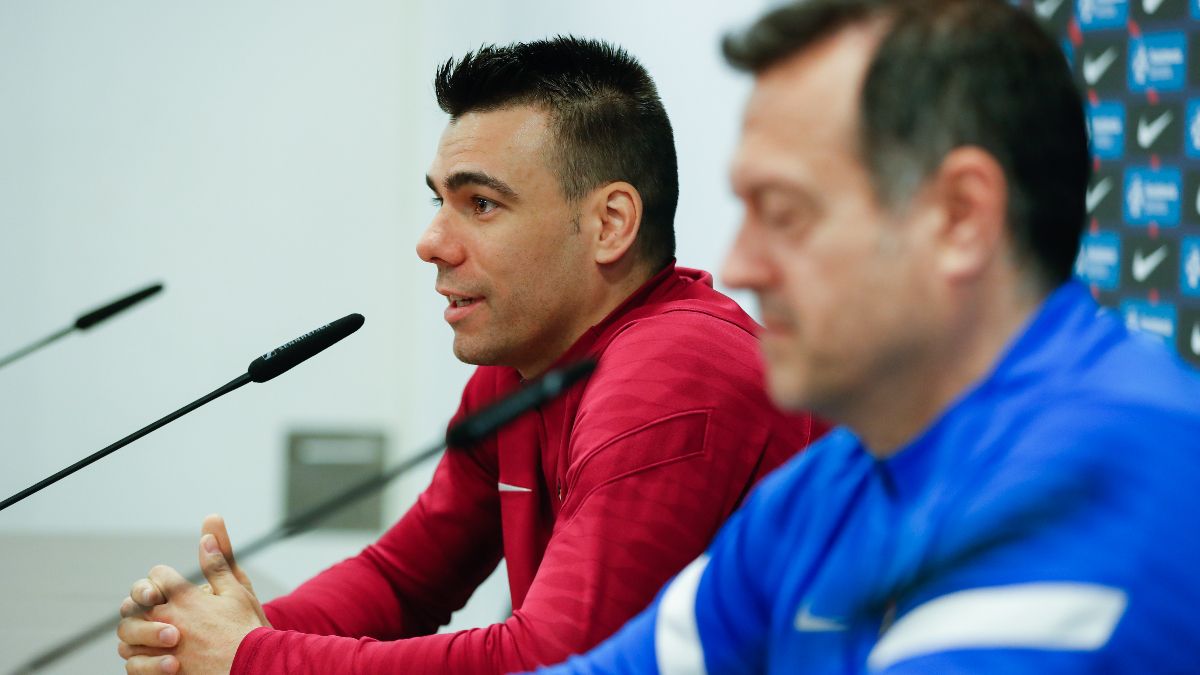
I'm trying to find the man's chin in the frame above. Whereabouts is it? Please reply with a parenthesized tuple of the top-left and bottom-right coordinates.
(765, 387, 807, 412)
(452, 339, 506, 367)
(764, 370, 812, 412)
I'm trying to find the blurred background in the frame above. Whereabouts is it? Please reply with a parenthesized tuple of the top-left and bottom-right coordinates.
(0, 0, 770, 671)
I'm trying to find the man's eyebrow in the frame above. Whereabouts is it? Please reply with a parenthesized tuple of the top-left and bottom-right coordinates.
(436, 171, 520, 200)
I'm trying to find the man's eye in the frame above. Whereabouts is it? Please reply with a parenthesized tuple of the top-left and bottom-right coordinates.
(430, 196, 444, 207)
(473, 197, 498, 215)
(756, 189, 817, 234)
(765, 211, 797, 230)
(761, 201, 815, 235)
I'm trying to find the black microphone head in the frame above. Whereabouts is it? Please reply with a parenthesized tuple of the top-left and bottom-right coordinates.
(444, 358, 597, 448)
(74, 282, 164, 330)
(539, 359, 597, 394)
(247, 313, 364, 384)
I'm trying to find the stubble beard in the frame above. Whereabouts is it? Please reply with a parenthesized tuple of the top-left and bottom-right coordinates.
(452, 332, 508, 367)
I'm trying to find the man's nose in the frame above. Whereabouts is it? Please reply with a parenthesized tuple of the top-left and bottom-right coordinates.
(721, 218, 773, 291)
(416, 215, 465, 267)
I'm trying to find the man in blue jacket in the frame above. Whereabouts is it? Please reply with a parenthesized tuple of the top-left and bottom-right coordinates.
(537, 0, 1200, 672)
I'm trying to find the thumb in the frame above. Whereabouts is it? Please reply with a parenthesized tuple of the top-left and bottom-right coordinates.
(201, 513, 253, 589)
(199, 533, 242, 596)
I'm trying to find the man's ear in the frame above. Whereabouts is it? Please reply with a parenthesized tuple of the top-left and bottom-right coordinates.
(588, 181, 642, 265)
(928, 146, 1009, 282)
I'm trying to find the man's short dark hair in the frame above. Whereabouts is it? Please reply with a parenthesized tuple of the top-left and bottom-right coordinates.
(435, 36, 678, 270)
(723, 0, 1090, 289)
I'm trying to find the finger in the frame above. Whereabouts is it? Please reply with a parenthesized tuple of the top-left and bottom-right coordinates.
(120, 598, 144, 618)
(199, 533, 241, 595)
(146, 565, 192, 600)
(129, 578, 166, 607)
(116, 617, 179, 648)
(125, 654, 179, 675)
(201, 513, 236, 562)
(201, 513, 253, 588)
(117, 641, 172, 660)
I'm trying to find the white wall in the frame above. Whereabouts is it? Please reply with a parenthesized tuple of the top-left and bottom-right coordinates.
(0, 0, 768, 645)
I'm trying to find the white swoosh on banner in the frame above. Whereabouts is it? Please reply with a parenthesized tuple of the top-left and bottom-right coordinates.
(1132, 246, 1169, 282)
(1083, 48, 1118, 85)
(1087, 177, 1113, 214)
(1144, 0, 1168, 15)
(1035, 0, 1066, 19)
(1137, 112, 1174, 148)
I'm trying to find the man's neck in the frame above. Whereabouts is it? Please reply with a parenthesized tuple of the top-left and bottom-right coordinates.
(514, 261, 663, 380)
(852, 276, 1047, 458)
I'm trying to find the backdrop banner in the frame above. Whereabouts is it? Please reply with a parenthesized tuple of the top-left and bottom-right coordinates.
(1020, 0, 1200, 368)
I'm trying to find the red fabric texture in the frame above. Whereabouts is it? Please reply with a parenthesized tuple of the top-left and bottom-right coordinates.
(232, 264, 828, 674)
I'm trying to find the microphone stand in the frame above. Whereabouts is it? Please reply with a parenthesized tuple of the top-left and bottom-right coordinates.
(0, 326, 74, 371)
(0, 313, 365, 514)
(0, 374, 252, 513)
(0, 283, 163, 372)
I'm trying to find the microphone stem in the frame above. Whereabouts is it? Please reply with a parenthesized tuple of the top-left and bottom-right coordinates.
(240, 441, 446, 559)
(0, 325, 75, 371)
(0, 373, 253, 514)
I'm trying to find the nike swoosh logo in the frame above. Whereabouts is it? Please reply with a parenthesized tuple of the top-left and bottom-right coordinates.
(1035, 0, 1066, 18)
(1144, 0, 1168, 14)
(498, 482, 532, 493)
(1132, 245, 1169, 282)
(1137, 111, 1174, 148)
(1192, 323, 1200, 355)
(1083, 48, 1118, 85)
(1086, 177, 1113, 214)
(795, 603, 848, 632)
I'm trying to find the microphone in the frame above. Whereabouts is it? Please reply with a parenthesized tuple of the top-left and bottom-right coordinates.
(446, 359, 597, 447)
(74, 283, 165, 331)
(9, 358, 598, 674)
(247, 313, 365, 383)
(0, 282, 164, 371)
(0, 313, 365, 514)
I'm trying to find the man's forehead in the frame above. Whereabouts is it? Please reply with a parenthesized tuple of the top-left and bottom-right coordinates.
(747, 27, 878, 123)
(437, 107, 550, 158)
(427, 105, 552, 184)
(732, 27, 880, 187)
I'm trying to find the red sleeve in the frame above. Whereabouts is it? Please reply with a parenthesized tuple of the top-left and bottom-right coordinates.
(230, 315, 818, 674)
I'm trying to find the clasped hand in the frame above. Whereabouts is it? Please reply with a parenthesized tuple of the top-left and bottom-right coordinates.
(116, 515, 270, 674)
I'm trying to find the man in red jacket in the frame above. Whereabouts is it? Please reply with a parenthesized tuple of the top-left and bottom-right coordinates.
(116, 37, 824, 675)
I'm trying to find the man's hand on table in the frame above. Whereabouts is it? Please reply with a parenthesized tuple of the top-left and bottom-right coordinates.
(117, 514, 270, 674)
